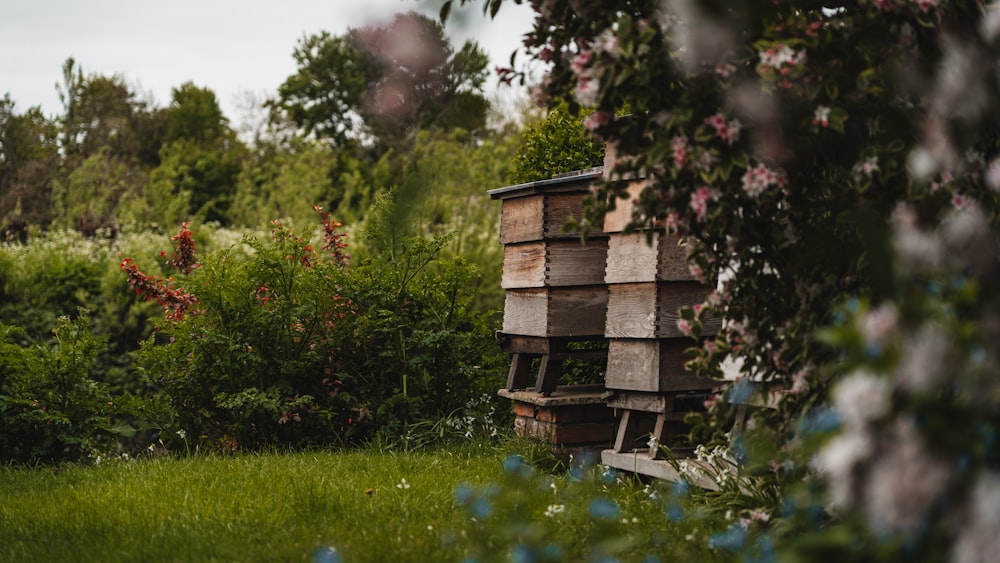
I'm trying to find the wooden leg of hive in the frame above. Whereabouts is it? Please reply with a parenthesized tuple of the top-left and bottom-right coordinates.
(648, 412, 667, 460)
(506, 353, 534, 391)
(534, 355, 563, 396)
(613, 410, 641, 453)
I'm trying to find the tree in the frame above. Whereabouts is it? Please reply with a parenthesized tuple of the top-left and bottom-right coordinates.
(448, 0, 1000, 559)
(273, 11, 490, 152)
(0, 97, 60, 238)
(141, 83, 244, 225)
(58, 59, 165, 167)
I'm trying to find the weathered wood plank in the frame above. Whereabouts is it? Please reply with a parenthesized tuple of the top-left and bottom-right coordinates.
(605, 282, 658, 338)
(605, 281, 718, 339)
(501, 242, 546, 289)
(501, 238, 607, 289)
(502, 287, 609, 337)
(548, 286, 609, 337)
(546, 239, 608, 287)
(503, 288, 548, 337)
(605, 338, 719, 392)
(544, 192, 589, 238)
(499, 195, 544, 244)
(656, 281, 716, 338)
(605, 232, 696, 283)
(602, 180, 649, 233)
(606, 232, 659, 283)
(606, 392, 667, 413)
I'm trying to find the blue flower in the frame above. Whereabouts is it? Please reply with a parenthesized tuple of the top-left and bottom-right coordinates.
(741, 535, 776, 563)
(471, 497, 493, 519)
(313, 546, 341, 563)
(667, 502, 685, 522)
(503, 454, 533, 478)
(797, 407, 841, 435)
(672, 479, 690, 497)
(589, 498, 621, 520)
(510, 545, 536, 563)
(541, 543, 564, 560)
(709, 523, 747, 551)
(453, 483, 475, 506)
(727, 378, 754, 404)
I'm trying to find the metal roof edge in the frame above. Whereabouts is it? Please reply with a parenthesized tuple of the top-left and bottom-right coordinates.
(487, 166, 604, 199)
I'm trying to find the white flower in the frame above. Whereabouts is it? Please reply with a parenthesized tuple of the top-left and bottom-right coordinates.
(859, 303, 899, 348)
(853, 156, 880, 179)
(396, 478, 410, 490)
(952, 473, 1000, 563)
(593, 29, 619, 58)
(813, 105, 830, 127)
(895, 323, 949, 393)
(647, 435, 660, 450)
(833, 370, 892, 430)
(176, 429, 187, 440)
(544, 504, 566, 518)
(815, 430, 874, 508)
(864, 418, 951, 536)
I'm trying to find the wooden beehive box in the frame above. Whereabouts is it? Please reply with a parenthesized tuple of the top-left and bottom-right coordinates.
(605, 232, 693, 284)
(502, 286, 608, 338)
(490, 169, 609, 339)
(494, 168, 603, 244)
(501, 239, 608, 289)
(604, 281, 719, 339)
(605, 338, 714, 393)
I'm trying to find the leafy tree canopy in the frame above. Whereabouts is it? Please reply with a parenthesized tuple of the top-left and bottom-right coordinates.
(273, 11, 490, 152)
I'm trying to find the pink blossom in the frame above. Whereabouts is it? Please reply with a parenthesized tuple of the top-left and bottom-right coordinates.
(575, 76, 600, 106)
(758, 44, 806, 70)
(713, 63, 736, 78)
(952, 193, 971, 210)
(690, 186, 714, 221)
(665, 211, 686, 234)
(853, 156, 880, 179)
(742, 163, 786, 197)
(704, 113, 742, 145)
(677, 318, 693, 336)
(583, 110, 611, 131)
(571, 50, 592, 75)
(860, 303, 899, 347)
(689, 263, 706, 283)
(913, 0, 938, 13)
(672, 135, 688, 168)
(791, 369, 810, 395)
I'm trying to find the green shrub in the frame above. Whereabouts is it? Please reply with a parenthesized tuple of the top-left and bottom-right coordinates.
(508, 102, 605, 184)
(0, 311, 123, 463)
(130, 211, 506, 452)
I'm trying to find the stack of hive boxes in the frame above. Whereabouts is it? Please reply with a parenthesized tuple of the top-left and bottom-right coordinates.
(598, 164, 723, 475)
(490, 169, 617, 452)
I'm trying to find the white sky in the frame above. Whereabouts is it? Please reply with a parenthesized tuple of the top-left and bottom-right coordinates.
(0, 0, 536, 125)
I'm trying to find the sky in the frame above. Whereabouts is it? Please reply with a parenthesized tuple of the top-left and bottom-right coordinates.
(0, 0, 536, 126)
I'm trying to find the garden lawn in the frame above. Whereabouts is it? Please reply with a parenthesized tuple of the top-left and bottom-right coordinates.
(0, 446, 721, 562)
(0, 448, 505, 562)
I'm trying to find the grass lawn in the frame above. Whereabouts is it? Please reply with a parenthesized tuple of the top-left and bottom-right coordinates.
(0, 445, 719, 562)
